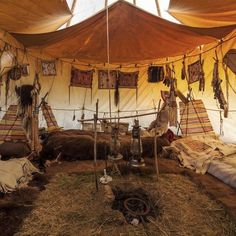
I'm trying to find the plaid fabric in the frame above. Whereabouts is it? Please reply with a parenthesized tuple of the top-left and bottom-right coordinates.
(179, 99, 214, 136)
(41, 102, 59, 130)
(0, 105, 28, 143)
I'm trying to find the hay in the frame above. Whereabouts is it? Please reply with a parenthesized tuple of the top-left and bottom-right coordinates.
(40, 130, 170, 161)
(13, 170, 236, 236)
(0, 172, 48, 235)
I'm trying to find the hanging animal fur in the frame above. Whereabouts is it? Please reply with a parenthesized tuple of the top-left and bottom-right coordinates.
(15, 84, 34, 107)
(212, 53, 228, 118)
(181, 57, 186, 80)
(163, 64, 172, 87)
(199, 55, 205, 92)
(114, 76, 120, 106)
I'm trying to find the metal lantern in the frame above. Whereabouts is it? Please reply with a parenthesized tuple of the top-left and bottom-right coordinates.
(130, 119, 145, 167)
(108, 124, 123, 175)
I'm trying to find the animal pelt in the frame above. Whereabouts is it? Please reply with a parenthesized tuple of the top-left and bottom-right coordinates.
(15, 84, 34, 108)
(181, 60, 186, 80)
(160, 146, 180, 160)
(0, 141, 31, 160)
(148, 108, 169, 136)
(212, 59, 228, 117)
(114, 77, 120, 106)
(39, 130, 171, 162)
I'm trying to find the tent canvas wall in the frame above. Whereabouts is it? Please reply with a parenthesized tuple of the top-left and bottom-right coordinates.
(0, 1, 235, 142)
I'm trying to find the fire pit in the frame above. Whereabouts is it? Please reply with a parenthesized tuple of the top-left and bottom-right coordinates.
(111, 186, 159, 225)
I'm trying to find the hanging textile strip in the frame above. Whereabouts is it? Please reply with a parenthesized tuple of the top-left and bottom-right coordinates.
(70, 67, 94, 88)
(114, 72, 119, 106)
(41, 102, 59, 130)
(187, 60, 201, 84)
(41, 60, 57, 76)
(179, 99, 214, 136)
(98, 70, 117, 89)
(181, 58, 186, 80)
(0, 105, 28, 143)
(148, 66, 164, 83)
(212, 56, 228, 118)
(163, 64, 172, 87)
(198, 54, 205, 92)
(118, 71, 139, 88)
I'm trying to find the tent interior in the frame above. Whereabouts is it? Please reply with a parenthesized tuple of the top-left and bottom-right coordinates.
(0, 0, 235, 235)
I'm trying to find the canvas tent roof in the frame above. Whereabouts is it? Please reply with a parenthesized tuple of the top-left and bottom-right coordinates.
(0, 0, 72, 33)
(12, 1, 236, 64)
(168, 0, 236, 27)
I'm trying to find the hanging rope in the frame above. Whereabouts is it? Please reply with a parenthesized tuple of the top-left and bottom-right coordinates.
(0, 33, 235, 70)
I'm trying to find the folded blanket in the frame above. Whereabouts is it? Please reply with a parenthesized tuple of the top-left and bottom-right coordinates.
(172, 134, 236, 174)
(0, 158, 38, 193)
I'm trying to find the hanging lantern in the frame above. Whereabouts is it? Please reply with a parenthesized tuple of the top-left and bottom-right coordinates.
(130, 119, 145, 167)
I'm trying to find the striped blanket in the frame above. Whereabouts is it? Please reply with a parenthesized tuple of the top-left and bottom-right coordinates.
(179, 99, 213, 136)
(41, 102, 60, 131)
(0, 105, 28, 143)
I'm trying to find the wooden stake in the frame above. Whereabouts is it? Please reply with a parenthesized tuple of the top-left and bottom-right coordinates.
(105, 0, 108, 8)
(31, 90, 40, 153)
(155, 0, 162, 17)
(154, 99, 161, 183)
(66, 0, 78, 28)
(94, 99, 99, 191)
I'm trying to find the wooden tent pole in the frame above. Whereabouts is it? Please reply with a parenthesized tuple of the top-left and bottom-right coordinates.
(154, 99, 162, 182)
(66, 0, 78, 27)
(33, 93, 39, 152)
(155, 0, 162, 17)
(94, 99, 99, 191)
(104, 0, 108, 8)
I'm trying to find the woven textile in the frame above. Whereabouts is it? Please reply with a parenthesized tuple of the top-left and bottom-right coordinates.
(41, 102, 59, 130)
(0, 105, 28, 143)
(179, 99, 213, 136)
(118, 71, 138, 88)
(70, 67, 94, 88)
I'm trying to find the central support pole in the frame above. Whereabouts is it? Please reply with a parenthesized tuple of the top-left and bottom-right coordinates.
(94, 99, 99, 191)
(106, 2, 112, 122)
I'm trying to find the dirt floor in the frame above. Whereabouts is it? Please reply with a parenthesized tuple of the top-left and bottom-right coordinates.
(0, 158, 236, 236)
